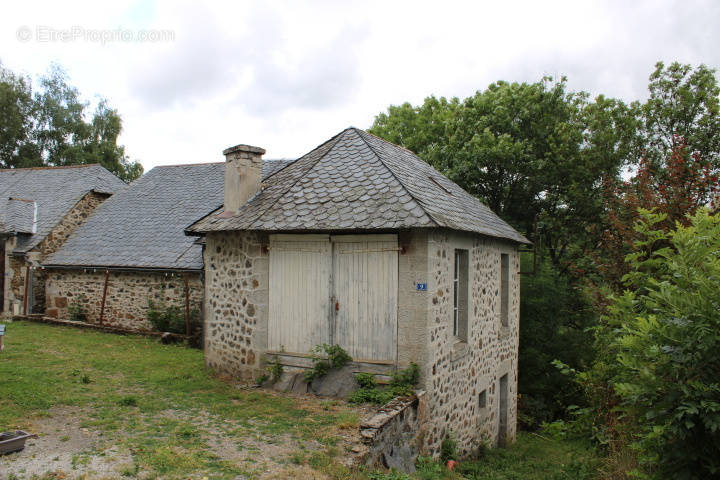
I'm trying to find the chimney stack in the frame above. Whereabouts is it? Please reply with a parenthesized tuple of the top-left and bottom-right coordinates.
(222, 144, 265, 214)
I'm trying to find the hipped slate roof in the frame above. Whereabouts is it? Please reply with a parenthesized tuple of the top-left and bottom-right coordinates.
(44, 161, 292, 271)
(188, 128, 528, 244)
(0, 164, 126, 252)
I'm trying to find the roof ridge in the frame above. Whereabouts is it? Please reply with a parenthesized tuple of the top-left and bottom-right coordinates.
(352, 128, 440, 227)
(0, 163, 101, 172)
(243, 129, 349, 227)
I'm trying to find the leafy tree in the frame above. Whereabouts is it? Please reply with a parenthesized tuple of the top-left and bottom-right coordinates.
(0, 63, 38, 167)
(636, 62, 720, 170)
(610, 209, 720, 478)
(0, 62, 142, 181)
(518, 256, 597, 428)
(593, 139, 718, 289)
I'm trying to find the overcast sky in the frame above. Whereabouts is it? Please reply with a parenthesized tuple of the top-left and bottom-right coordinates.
(1, 0, 718, 171)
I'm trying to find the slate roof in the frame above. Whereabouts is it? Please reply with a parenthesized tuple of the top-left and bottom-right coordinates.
(0, 164, 126, 252)
(44, 160, 292, 270)
(188, 128, 529, 244)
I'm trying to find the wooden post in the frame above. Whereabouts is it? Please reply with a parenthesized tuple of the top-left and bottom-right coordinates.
(23, 266, 31, 315)
(183, 273, 190, 336)
(99, 269, 110, 324)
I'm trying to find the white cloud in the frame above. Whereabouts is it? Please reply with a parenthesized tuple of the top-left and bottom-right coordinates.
(0, 0, 718, 169)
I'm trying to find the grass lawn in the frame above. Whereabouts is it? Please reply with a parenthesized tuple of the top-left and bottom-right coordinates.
(0, 321, 599, 479)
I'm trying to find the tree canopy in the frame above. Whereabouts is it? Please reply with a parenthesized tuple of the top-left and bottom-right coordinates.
(0, 62, 142, 181)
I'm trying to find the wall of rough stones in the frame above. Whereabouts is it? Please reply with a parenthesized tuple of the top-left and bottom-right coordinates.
(2, 191, 111, 315)
(203, 231, 269, 381)
(45, 269, 203, 330)
(419, 230, 519, 457)
(359, 393, 426, 471)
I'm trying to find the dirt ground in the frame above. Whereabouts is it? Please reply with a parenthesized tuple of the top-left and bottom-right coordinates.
(0, 400, 371, 480)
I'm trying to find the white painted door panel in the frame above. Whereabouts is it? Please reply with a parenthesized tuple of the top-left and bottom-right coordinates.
(268, 235, 331, 354)
(332, 236, 398, 362)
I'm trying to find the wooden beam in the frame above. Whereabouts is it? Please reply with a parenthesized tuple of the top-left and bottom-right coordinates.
(99, 270, 110, 324)
(23, 266, 31, 315)
(183, 273, 190, 336)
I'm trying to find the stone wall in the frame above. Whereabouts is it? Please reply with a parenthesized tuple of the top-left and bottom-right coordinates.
(2, 191, 112, 315)
(203, 231, 269, 381)
(201, 228, 520, 458)
(45, 269, 203, 330)
(420, 230, 520, 456)
(359, 393, 426, 471)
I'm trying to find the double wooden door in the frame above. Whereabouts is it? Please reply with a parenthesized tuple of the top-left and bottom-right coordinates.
(268, 234, 398, 362)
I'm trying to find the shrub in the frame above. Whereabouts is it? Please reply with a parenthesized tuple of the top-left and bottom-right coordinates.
(269, 358, 283, 383)
(608, 209, 720, 478)
(304, 344, 352, 383)
(440, 435, 457, 462)
(67, 296, 87, 322)
(348, 363, 420, 405)
(355, 372, 378, 389)
(147, 299, 200, 335)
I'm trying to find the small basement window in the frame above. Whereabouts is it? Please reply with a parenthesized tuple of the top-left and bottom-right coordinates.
(453, 249, 469, 341)
(500, 253, 509, 327)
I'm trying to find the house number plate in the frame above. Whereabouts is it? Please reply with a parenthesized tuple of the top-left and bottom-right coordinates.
(416, 283, 427, 291)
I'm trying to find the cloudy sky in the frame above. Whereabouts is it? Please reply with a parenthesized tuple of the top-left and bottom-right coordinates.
(1, 0, 718, 170)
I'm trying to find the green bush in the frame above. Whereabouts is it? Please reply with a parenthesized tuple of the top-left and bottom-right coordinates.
(269, 358, 283, 383)
(304, 344, 352, 383)
(347, 363, 420, 405)
(355, 372, 378, 389)
(608, 209, 720, 478)
(440, 435, 457, 462)
(67, 296, 87, 322)
(147, 299, 200, 335)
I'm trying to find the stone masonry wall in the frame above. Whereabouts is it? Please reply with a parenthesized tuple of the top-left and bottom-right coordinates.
(32, 191, 112, 314)
(45, 269, 203, 330)
(421, 230, 520, 457)
(203, 231, 269, 381)
(2, 191, 111, 315)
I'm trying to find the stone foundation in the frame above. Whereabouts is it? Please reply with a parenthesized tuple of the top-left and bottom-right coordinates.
(360, 393, 425, 471)
(45, 269, 203, 331)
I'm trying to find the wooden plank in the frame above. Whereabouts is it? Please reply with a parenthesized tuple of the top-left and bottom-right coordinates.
(330, 234, 399, 243)
(266, 353, 396, 375)
(332, 236, 398, 362)
(268, 237, 331, 354)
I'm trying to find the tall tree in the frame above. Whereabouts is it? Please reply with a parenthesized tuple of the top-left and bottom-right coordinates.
(0, 62, 142, 181)
(637, 62, 720, 170)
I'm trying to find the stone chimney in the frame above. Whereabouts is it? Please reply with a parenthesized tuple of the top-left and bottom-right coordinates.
(222, 144, 266, 214)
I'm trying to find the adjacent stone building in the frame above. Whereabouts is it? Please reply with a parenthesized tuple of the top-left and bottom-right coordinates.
(187, 127, 529, 455)
(43, 161, 289, 330)
(0, 164, 126, 317)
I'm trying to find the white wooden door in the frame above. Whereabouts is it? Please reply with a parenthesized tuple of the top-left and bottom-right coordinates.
(331, 235, 398, 362)
(268, 235, 331, 354)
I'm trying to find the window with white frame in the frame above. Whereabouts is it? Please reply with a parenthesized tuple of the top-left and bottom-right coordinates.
(453, 249, 469, 341)
(500, 253, 509, 327)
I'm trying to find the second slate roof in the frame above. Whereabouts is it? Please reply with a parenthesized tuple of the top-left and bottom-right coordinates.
(188, 128, 528, 244)
(44, 161, 292, 270)
(0, 164, 127, 251)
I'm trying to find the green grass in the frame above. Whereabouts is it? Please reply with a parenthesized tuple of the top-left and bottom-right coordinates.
(0, 321, 362, 479)
(0, 321, 599, 479)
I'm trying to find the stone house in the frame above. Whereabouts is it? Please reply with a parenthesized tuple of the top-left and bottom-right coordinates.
(187, 127, 529, 455)
(0, 164, 126, 317)
(42, 161, 289, 330)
